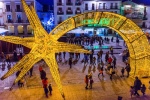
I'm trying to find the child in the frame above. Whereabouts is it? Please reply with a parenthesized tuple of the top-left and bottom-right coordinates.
(141, 84, 146, 95)
(130, 86, 134, 98)
(121, 67, 125, 77)
(48, 84, 53, 95)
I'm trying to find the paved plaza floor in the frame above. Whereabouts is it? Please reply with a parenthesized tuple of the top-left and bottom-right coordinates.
(0, 38, 150, 100)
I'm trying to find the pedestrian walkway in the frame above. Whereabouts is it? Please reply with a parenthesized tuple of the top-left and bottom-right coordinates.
(0, 38, 150, 100)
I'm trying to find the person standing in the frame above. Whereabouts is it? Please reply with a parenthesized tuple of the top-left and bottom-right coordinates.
(89, 77, 94, 89)
(29, 67, 33, 77)
(42, 77, 48, 98)
(134, 76, 142, 96)
(112, 55, 116, 68)
(48, 84, 53, 95)
(13, 50, 18, 62)
(125, 63, 131, 77)
(85, 75, 89, 89)
(69, 57, 72, 68)
(121, 67, 125, 77)
(98, 66, 104, 77)
(110, 46, 113, 55)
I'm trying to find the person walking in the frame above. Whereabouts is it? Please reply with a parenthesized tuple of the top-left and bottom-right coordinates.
(141, 84, 146, 95)
(121, 67, 125, 77)
(125, 63, 131, 77)
(98, 66, 104, 77)
(134, 76, 142, 96)
(85, 75, 89, 89)
(42, 77, 49, 98)
(48, 84, 53, 95)
(110, 46, 113, 55)
(69, 57, 72, 68)
(89, 77, 94, 89)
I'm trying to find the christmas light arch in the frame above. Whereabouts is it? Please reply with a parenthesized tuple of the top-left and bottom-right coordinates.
(0, 0, 150, 99)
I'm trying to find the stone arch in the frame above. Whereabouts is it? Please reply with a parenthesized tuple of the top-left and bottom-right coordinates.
(50, 11, 150, 78)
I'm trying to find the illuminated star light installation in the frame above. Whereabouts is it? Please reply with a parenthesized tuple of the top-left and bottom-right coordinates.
(0, 0, 90, 98)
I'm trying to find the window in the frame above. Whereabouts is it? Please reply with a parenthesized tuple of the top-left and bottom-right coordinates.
(99, 3, 101, 9)
(85, 3, 88, 10)
(17, 15, 22, 23)
(75, 7, 81, 14)
(16, 5, 21, 12)
(6, 5, 10, 12)
(7, 15, 12, 23)
(67, 7, 73, 14)
(110, 3, 113, 9)
(57, 0, 62, 5)
(103, 3, 106, 9)
(58, 16, 62, 24)
(92, 3, 95, 10)
(115, 3, 118, 9)
(57, 7, 63, 14)
(66, 0, 72, 5)
(75, 0, 81, 5)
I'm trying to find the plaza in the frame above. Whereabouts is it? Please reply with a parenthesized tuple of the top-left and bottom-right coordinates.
(0, 37, 150, 100)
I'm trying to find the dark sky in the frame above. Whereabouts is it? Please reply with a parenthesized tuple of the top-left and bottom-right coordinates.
(36, 0, 150, 6)
(36, 0, 53, 5)
(123, 0, 150, 6)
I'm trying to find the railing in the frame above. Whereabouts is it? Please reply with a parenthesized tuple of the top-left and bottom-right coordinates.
(57, 2, 63, 6)
(6, 20, 13, 23)
(57, 12, 64, 15)
(5, 9, 12, 12)
(75, 2, 81, 6)
(15, 9, 22, 12)
(66, 2, 73, 5)
(66, 11, 73, 14)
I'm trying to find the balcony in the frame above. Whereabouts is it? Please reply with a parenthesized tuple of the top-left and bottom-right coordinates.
(66, 10, 73, 14)
(6, 19, 13, 23)
(75, 10, 81, 14)
(15, 9, 22, 12)
(66, 2, 73, 6)
(57, 11, 64, 15)
(16, 20, 23, 23)
(75, 2, 81, 6)
(5, 9, 12, 12)
(57, 2, 63, 6)
(110, 6, 118, 9)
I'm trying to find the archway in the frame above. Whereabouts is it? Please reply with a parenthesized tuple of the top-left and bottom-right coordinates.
(50, 11, 150, 78)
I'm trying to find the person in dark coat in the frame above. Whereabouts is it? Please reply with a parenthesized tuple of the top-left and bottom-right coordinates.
(134, 76, 142, 96)
(48, 84, 53, 95)
(69, 57, 72, 68)
(40, 69, 46, 80)
(125, 63, 131, 77)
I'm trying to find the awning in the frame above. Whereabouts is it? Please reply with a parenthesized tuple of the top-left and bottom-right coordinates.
(67, 28, 88, 33)
(0, 28, 9, 34)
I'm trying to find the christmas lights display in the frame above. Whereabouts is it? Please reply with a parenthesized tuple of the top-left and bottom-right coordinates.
(0, 0, 149, 98)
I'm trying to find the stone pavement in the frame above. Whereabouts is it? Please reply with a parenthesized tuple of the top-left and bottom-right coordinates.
(0, 37, 150, 100)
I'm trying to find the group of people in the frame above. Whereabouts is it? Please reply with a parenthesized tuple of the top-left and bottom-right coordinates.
(130, 76, 146, 98)
(39, 66, 53, 98)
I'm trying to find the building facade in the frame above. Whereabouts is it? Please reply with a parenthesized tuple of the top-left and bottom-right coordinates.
(54, 0, 122, 26)
(54, 0, 122, 35)
(122, 1, 150, 33)
(0, 0, 35, 36)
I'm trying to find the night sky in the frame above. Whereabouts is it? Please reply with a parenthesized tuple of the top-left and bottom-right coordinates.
(36, 0, 53, 5)
(36, 0, 150, 6)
